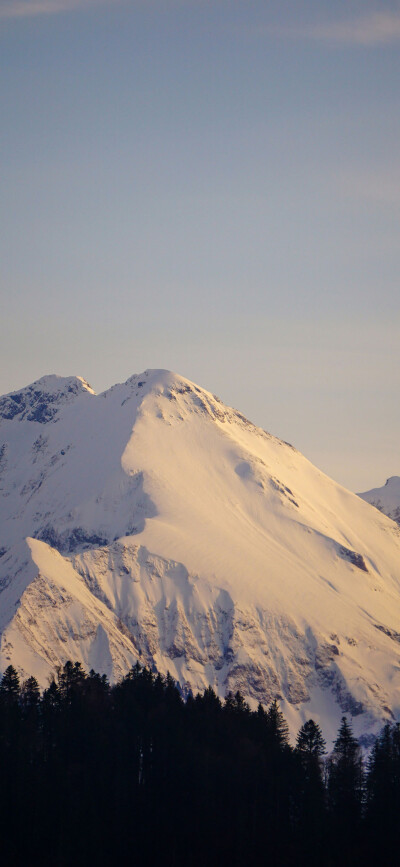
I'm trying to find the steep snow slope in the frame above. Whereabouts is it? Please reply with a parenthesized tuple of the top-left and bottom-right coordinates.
(359, 477, 400, 525)
(1, 369, 400, 743)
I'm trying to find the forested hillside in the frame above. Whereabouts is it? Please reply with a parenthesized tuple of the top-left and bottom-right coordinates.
(0, 662, 398, 866)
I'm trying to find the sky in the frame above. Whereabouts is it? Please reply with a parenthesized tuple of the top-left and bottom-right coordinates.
(1, 0, 399, 491)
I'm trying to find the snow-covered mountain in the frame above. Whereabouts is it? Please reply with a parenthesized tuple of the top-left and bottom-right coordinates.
(1, 369, 400, 744)
(358, 477, 400, 526)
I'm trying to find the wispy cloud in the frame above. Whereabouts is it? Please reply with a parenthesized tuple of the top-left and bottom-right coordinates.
(268, 9, 400, 47)
(0, 0, 115, 19)
(0, 0, 190, 19)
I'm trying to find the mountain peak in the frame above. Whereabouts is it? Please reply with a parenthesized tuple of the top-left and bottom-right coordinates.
(114, 367, 251, 430)
(2, 367, 400, 742)
(0, 374, 95, 424)
(124, 368, 188, 390)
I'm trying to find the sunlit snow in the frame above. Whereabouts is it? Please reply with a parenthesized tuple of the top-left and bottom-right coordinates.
(1, 368, 400, 742)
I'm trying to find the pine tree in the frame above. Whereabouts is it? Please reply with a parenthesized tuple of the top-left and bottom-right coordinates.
(201, 685, 221, 712)
(296, 718, 326, 772)
(56, 660, 86, 703)
(224, 690, 250, 716)
(327, 716, 364, 861)
(366, 722, 400, 861)
(20, 676, 40, 711)
(42, 678, 61, 711)
(0, 665, 20, 703)
(266, 698, 289, 748)
(295, 719, 327, 863)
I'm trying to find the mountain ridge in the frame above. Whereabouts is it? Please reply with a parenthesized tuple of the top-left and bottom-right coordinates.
(358, 476, 400, 525)
(1, 368, 400, 743)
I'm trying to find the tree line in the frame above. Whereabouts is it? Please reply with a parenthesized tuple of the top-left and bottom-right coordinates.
(0, 661, 398, 866)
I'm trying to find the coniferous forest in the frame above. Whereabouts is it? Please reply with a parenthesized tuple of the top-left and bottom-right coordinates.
(0, 662, 399, 866)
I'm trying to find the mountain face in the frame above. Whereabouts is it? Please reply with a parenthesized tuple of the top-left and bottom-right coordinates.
(1, 369, 400, 743)
(358, 477, 400, 526)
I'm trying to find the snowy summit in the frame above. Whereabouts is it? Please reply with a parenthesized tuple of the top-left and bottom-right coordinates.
(1, 368, 400, 743)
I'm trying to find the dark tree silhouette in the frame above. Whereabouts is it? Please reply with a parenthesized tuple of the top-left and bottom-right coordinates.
(295, 719, 327, 864)
(327, 716, 364, 865)
(366, 721, 400, 863)
(0, 664, 20, 702)
(0, 660, 383, 867)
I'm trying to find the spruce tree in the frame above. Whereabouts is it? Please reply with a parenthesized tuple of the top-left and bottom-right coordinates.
(56, 660, 86, 703)
(20, 676, 40, 710)
(295, 720, 327, 863)
(327, 716, 364, 862)
(366, 722, 400, 861)
(0, 665, 20, 703)
(296, 718, 326, 770)
(266, 698, 289, 747)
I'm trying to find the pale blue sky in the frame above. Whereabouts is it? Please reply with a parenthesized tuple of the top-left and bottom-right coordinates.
(1, 0, 399, 490)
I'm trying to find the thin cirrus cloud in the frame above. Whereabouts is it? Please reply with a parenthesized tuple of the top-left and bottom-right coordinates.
(0, 0, 189, 18)
(3, 0, 400, 42)
(0, 0, 118, 18)
(268, 9, 400, 47)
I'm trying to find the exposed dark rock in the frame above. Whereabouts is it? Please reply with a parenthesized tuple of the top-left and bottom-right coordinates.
(35, 525, 109, 553)
(338, 545, 368, 572)
(0, 378, 89, 425)
(374, 624, 400, 644)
